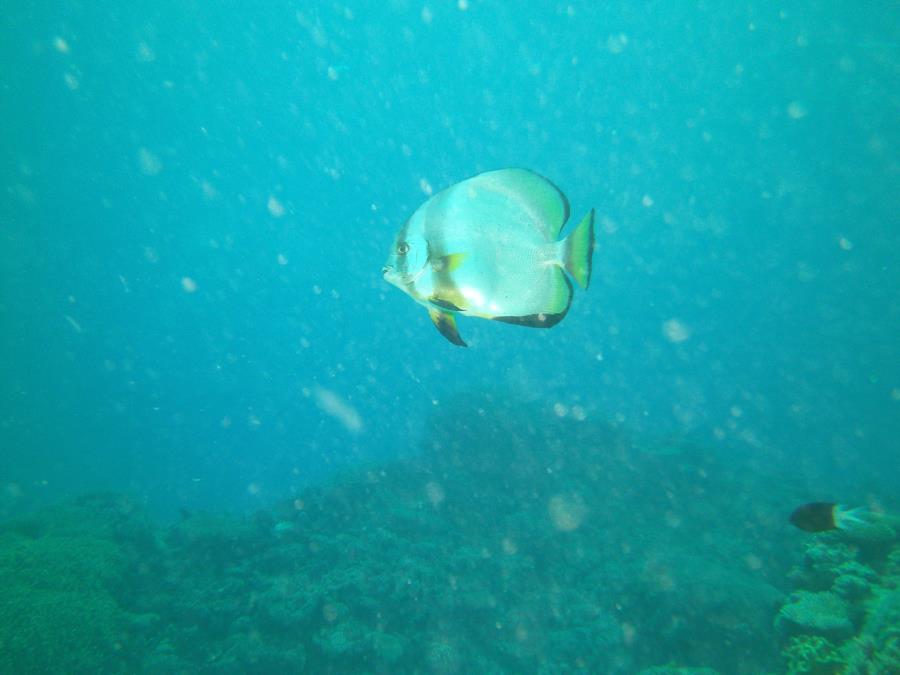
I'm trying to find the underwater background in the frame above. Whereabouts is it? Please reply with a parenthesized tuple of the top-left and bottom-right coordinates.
(2, 1, 898, 673)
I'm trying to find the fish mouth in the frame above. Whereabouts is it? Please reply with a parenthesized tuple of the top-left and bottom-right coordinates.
(382, 265, 424, 288)
(382, 266, 403, 287)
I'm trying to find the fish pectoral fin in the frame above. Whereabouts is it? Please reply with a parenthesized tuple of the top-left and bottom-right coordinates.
(440, 252, 468, 273)
(427, 308, 467, 347)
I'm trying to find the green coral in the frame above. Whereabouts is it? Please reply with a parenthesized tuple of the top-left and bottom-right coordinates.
(0, 532, 131, 673)
(789, 541, 859, 591)
(783, 635, 844, 674)
(777, 591, 855, 640)
(636, 667, 721, 675)
(778, 509, 900, 675)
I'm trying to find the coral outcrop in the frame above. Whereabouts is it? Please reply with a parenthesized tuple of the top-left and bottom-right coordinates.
(777, 512, 900, 674)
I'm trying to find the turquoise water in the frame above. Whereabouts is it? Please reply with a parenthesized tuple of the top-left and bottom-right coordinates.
(1, 2, 898, 673)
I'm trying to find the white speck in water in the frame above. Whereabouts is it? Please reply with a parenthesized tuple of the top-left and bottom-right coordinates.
(267, 195, 285, 217)
(181, 277, 198, 293)
(313, 386, 363, 433)
(137, 147, 162, 175)
(553, 402, 568, 418)
(200, 180, 218, 200)
(277, 253, 288, 265)
(421, 6, 433, 24)
(53, 37, 70, 54)
(787, 101, 808, 120)
(64, 315, 83, 333)
(425, 481, 445, 506)
(63, 71, 79, 90)
(662, 319, 691, 343)
(548, 494, 587, 531)
(457, 0, 469, 9)
(136, 41, 156, 62)
(642, 194, 654, 207)
(606, 34, 628, 54)
(419, 178, 433, 196)
(838, 236, 853, 251)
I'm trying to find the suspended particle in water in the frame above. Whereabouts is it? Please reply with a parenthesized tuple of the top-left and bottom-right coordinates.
(267, 195, 285, 217)
(137, 147, 162, 175)
(787, 101, 808, 120)
(64, 315, 83, 333)
(606, 33, 628, 54)
(662, 318, 691, 343)
(63, 71, 80, 90)
(313, 386, 363, 433)
(425, 481, 445, 507)
(200, 180, 218, 200)
(548, 494, 587, 531)
(136, 41, 156, 62)
(181, 276, 197, 293)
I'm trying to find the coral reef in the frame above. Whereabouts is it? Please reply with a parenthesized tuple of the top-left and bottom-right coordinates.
(777, 591, 855, 640)
(1, 396, 860, 673)
(777, 512, 900, 674)
(0, 493, 156, 673)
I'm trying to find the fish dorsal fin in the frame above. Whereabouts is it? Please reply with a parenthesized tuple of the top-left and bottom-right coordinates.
(427, 307, 467, 347)
(459, 168, 570, 239)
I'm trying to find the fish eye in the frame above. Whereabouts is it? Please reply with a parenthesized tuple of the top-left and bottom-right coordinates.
(397, 242, 410, 255)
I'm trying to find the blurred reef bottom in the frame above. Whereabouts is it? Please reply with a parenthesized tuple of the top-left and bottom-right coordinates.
(1, 394, 898, 674)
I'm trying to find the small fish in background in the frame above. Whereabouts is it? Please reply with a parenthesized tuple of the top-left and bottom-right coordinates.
(789, 502, 867, 532)
(382, 168, 595, 347)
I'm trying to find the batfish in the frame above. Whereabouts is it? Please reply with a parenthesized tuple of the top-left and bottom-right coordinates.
(382, 168, 595, 346)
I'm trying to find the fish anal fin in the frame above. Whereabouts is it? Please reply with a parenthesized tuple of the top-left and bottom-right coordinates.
(428, 308, 467, 347)
(493, 311, 567, 328)
(494, 273, 573, 328)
